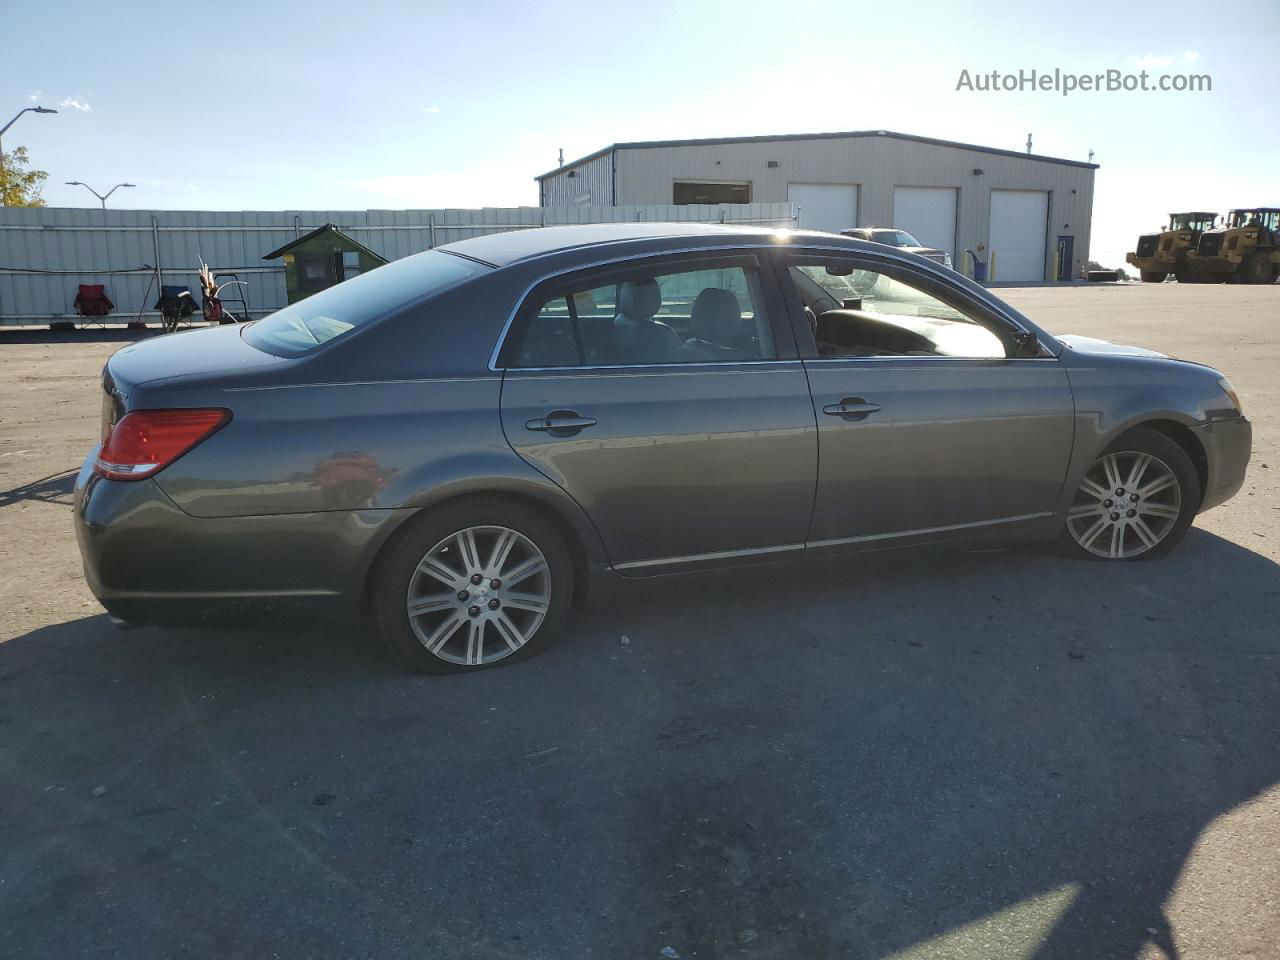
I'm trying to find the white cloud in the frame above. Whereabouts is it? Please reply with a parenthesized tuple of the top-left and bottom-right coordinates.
(1182, 49, 1200, 64)
(27, 90, 43, 103)
(424, 105, 441, 114)
(59, 97, 91, 112)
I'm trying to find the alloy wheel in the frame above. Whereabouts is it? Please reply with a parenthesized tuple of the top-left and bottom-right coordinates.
(1066, 451, 1182, 559)
(405, 525, 551, 665)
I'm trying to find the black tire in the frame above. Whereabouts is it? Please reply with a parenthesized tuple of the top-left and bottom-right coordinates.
(1058, 427, 1201, 561)
(371, 497, 574, 673)
(1139, 270, 1167, 283)
(1242, 253, 1272, 285)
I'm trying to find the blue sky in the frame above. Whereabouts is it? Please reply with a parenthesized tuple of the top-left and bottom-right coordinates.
(3, 0, 1277, 267)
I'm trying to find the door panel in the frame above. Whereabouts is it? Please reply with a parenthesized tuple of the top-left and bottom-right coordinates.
(774, 249, 1075, 549)
(803, 358, 1075, 546)
(501, 364, 817, 572)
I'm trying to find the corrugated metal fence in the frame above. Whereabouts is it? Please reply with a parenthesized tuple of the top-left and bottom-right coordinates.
(0, 203, 797, 326)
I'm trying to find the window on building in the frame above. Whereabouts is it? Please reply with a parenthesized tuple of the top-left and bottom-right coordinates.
(341, 250, 362, 280)
(672, 181, 752, 205)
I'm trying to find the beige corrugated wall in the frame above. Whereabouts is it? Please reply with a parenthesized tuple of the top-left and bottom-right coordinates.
(599, 135, 1095, 280)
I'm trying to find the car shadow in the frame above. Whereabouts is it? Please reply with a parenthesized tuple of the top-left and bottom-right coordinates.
(0, 325, 220, 346)
(0, 327, 158, 345)
(0, 469, 78, 508)
(1, 528, 1276, 959)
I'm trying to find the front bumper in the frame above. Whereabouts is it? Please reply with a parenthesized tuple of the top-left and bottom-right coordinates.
(73, 449, 415, 627)
(1196, 415, 1251, 512)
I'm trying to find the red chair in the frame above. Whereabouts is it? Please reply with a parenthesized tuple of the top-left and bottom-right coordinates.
(73, 284, 115, 328)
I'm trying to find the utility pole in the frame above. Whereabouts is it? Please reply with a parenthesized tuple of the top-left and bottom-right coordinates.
(0, 105, 58, 205)
(1026, 133, 1033, 154)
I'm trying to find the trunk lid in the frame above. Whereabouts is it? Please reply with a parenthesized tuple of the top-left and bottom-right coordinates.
(101, 324, 291, 436)
(107, 324, 288, 391)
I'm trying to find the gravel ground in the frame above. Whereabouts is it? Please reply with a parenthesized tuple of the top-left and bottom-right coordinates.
(1, 283, 1277, 960)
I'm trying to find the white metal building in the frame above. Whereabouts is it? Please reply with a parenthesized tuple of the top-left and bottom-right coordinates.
(537, 130, 1098, 282)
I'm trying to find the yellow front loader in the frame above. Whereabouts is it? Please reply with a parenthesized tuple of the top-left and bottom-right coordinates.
(1183, 208, 1280, 284)
(1126, 212, 1218, 282)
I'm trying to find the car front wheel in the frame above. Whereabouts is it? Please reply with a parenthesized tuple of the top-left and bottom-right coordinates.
(373, 499, 573, 673)
(1061, 427, 1200, 561)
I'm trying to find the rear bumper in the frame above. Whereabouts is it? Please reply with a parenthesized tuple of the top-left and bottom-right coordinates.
(1197, 415, 1251, 512)
(73, 450, 416, 627)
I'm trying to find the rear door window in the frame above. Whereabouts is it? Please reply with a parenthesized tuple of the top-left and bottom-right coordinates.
(504, 259, 777, 368)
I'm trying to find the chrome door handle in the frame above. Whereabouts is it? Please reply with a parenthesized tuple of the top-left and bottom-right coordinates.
(823, 397, 881, 421)
(525, 411, 597, 434)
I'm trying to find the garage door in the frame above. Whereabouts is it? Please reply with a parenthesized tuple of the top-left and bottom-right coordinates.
(989, 190, 1049, 282)
(788, 183, 858, 233)
(892, 187, 957, 260)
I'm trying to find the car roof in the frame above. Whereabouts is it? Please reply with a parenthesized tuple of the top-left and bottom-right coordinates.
(437, 222, 859, 267)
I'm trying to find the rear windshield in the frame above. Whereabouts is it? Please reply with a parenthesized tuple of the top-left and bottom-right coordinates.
(243, 250, 487, 357)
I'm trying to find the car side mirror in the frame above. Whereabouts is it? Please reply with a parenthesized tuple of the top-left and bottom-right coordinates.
(1010, 331, 1041, 358)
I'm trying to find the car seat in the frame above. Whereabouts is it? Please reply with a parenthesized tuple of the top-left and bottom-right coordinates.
(613, 279, 682, 364)
(682, 288, 757, 361)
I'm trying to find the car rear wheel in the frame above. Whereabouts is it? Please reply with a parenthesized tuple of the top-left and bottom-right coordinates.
(1139, 270, 1167, 283)
(372, 499, 572, 673)
(1060, 428, 1200, 561)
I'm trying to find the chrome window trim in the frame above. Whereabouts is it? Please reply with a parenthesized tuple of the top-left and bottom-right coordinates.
(503, 359, 805, 376)
(486, 240, 1050, 372)
(800, 355, 1062, 365)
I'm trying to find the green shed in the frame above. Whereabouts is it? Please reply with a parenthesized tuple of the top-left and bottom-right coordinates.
(263, 223, 388, 304)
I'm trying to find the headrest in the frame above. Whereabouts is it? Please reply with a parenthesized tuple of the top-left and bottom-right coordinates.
(691, 288, 743, 345)
(618, 278, 661, 322)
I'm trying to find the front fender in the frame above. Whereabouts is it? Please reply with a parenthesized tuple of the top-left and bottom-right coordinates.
(1056, 350, 1233, 513)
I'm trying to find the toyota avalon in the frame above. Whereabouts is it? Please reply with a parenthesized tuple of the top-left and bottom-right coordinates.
(75, 224, 1251, 672)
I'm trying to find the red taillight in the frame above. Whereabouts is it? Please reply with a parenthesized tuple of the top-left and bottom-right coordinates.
(95, 409, 230, 481)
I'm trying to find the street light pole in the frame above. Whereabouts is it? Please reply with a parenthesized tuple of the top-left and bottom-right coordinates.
(65, 181, 136, 209)
(0, 106, 58, 206)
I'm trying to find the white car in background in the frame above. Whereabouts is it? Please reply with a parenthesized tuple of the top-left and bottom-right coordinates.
(841, 227, 954, 269)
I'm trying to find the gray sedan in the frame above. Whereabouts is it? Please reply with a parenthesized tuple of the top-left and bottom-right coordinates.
(75, 224, 1251, 672)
